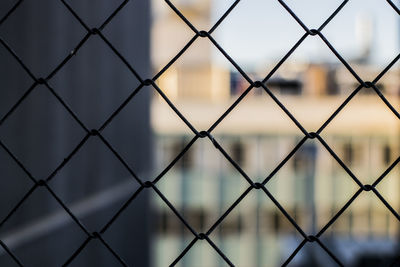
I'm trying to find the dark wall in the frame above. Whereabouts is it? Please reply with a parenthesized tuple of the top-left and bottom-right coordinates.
(0, 1, 151, 266)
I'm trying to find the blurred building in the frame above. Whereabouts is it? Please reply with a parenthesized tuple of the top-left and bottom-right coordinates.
(0, 1, 151, 266)
(152, 0, 229, 102)
(151, 0, 400, 266)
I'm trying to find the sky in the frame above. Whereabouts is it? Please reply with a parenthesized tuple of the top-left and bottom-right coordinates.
(211, 0, 399, 68)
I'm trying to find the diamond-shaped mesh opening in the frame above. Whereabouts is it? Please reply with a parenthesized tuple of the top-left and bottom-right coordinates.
(211, 0, 303, 71)
(207, 189, 306, 267)
(0, 0, 86, 75)
(49, 36, 143, 128)
(154, 137, 251, 233)
(213, 89, 305, 179)
(47, 136, 141, 230)
(153, 37, 241, 128)
(264, 139, 359, 233)
(0, 84, 86, 178)
(0, 187, 87, 266)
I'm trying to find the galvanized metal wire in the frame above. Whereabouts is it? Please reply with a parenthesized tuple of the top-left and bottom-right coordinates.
(0, 0, 400, 266)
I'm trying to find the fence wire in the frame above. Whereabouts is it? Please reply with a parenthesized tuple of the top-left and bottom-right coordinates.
(1, 0, 400, 266)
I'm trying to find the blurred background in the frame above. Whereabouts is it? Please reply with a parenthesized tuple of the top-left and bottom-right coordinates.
(0, 0, 400, 266)
(151, 0, 400, 266)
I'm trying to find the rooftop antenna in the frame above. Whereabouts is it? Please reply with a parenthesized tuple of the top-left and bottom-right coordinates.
(355, 13, 373, 64)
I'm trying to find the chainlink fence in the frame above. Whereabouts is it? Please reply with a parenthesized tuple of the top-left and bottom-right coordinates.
(1, 0, 400, 266)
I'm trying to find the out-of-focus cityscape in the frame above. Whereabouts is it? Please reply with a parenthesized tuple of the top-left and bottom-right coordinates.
(151, 0, 400, 266)
(0, 0, 400, 266)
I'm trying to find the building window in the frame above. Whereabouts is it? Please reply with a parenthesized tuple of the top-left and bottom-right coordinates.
(184, 208, 206, 232)
(267, 78, 302, 95)
(326, 69, 339, 95)
(156, 208, 207, 235)
(237, 214, 243, 234)
(272, 210, 293, 234)
(292, 144, 316, 173)
(342, 142, 353, 166)
(230, 72, 247, 96)
(219, 213, 243, 236)
(292, 152, 303, 173)
(231, 140, 245, 167)
(383, 143, 391, 165)
(172, 138, 193, 170)
(157, 209, 169, 235)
